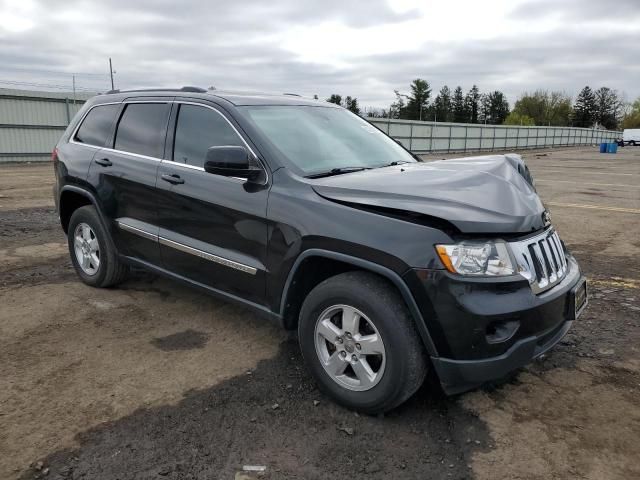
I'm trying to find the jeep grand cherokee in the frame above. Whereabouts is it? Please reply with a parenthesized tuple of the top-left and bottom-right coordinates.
(53, 87, 588, 413)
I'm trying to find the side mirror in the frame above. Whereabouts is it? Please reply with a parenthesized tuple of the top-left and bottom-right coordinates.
(204, 146, 264, 182)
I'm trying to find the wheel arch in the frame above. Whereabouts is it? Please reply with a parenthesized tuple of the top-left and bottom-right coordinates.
(279, 249, 439, 357)
(59, 186, 109, 234)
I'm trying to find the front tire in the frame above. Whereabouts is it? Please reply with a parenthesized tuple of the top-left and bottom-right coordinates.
(67, 205, 129, 288)
(298, 271, 427, 413)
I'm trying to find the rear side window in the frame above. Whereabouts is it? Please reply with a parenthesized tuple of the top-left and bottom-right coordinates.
(74, 104, 119, 147)
(114, 103, 170, 158)
(173, 104, 244, 168)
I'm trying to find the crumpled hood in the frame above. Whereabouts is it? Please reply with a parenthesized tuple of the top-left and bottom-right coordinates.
(310, 154, 546, 233)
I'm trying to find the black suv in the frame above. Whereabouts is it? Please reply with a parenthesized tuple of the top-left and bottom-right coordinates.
(53, 87, 588, 413)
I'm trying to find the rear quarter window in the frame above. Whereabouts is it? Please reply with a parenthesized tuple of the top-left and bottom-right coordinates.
(74, 104, 120, 147)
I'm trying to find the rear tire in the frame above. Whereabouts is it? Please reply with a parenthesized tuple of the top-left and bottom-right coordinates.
(298, 271, 427, 413)
(67, 205, 129, 288)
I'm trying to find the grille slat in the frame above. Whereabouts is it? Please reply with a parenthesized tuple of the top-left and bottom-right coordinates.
(553, 233, 566, 271)
(510, 228, 569, 294)
(548, 235, 563, 274)
(555, 233, 567, 270)
(527, 244, 542, 282)
(546, 238, 560, 272)
(539, 240, 557, 283)
(531, 243, 549, 287)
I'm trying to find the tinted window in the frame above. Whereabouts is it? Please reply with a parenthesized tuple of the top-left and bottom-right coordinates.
(74, 104, 119, 146)
(114, 103, 169, 158)
(173, 104, 244, 167)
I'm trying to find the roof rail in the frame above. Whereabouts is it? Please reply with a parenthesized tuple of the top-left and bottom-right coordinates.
(105, 86, 208, 95)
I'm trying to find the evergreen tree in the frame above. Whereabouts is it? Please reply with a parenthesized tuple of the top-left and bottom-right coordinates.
(480, 91, 510, 124)
(405, 78, 431, 120)
(326, 94, 360, 115)
(452, 86, 467, 123)
(572, 86, 597, 127)
(465, 85, 481, 123)
(432, 86, 453, 122)
(344, 96, 361, 115)
(326, 94, 342, 105)
(594, 87, 621, 130)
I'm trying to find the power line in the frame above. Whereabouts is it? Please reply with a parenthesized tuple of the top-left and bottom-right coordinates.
(0, 66, 110, 78)
(0, 79, 102, 92)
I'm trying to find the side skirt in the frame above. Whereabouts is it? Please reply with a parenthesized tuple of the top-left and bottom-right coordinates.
(120, 255, 283, 327)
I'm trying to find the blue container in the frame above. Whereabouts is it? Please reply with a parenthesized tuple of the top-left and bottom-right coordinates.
(607, 143, 617, 154)
(600, 142, 607, 153)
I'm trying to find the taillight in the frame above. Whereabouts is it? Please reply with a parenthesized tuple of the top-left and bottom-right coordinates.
(51, 147, 59, 163)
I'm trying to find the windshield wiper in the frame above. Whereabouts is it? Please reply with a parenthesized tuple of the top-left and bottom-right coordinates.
(306, 166, 371, 179)
(379, 160, 411, 168)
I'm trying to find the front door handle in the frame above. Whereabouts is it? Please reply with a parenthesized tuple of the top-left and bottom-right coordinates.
(95, 158, 112, 167)
(161, 173, 185, 185)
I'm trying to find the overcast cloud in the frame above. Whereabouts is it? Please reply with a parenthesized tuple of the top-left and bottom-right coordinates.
(0, 0, 638, 107)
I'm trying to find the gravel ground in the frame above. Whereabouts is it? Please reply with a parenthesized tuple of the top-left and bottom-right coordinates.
(1, 147, 639, 480)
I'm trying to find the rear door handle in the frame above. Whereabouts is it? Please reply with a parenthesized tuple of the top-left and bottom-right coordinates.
(161, 173, 185, 185)
(95, 158, 112, 167)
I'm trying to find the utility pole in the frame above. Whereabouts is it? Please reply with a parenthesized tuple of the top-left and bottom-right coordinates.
(72, 75, 76, 106)
(109, 58, 115, 90)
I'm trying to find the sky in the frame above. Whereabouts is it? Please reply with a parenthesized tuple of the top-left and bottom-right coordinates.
(1, 0, 639, 108)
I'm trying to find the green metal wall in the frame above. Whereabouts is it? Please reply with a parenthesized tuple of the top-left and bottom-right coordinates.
(369, 118, 622, 153)
(0, 88, 92, 163)
(0, 89, 624, 162)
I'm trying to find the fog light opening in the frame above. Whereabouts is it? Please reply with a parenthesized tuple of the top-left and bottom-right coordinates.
(486, 320, 520, 344)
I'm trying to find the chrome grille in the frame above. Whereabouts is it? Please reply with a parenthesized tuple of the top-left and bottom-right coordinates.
(510, 228, 568, 294)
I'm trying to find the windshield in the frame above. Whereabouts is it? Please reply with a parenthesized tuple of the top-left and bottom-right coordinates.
(240, 106, 416, 176)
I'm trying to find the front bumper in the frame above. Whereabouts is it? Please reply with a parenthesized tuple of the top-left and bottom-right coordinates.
(405, 254, 585, 394)
(432, 318, 572, 394)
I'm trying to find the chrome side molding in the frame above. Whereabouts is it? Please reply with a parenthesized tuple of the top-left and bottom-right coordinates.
(116, 220, 257, 275)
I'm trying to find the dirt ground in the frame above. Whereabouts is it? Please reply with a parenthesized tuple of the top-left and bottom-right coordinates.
(1, 146, 639, 480)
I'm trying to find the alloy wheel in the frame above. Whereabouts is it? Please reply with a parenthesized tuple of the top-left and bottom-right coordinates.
(73, 222, 100, 275)
(314, 304, 386, 391)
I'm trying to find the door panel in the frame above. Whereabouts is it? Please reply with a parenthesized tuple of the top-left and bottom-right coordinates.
(59, 102, 121, 191)
(156, 102, 270, 305)
(87, 101, 171, 266)
(156, 163, 269, 304)
(88, 150, 163, 264)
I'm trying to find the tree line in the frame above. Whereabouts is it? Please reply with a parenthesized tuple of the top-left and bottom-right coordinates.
(326, 79, 640, 130)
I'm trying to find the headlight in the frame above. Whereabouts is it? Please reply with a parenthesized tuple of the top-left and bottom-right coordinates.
(435, 241, 515, 276)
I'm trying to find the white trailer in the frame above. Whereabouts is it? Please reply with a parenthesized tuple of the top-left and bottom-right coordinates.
(622, 129, 640, 146)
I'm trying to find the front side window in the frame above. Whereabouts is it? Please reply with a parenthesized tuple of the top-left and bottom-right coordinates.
(74, 104, 119, 147)
(114, 103, 169, 158)
(173, 104, 244, 168)
(239, 106, 416, 176)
